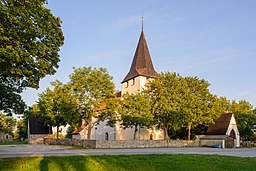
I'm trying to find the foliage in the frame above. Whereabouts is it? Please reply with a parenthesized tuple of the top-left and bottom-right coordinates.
(97, 97, 121, 127)
(66, 126, 75, 139)
(0, 0, 64, 115)
(0, 0, 64, 89)
(145, 72, 185, 140)
(118, 93, 153, 140)
(180, 76, 221, 140)
(230, 100, 256, 141)
(0, 154, 256, 171)
(69, 67, 115, 139)
(0, 113, 16, 134)
(0, 83, 26, 115)
(145, 72, 221, 140)
(15, 119, 27, 140)
(38, 80, 79, 139)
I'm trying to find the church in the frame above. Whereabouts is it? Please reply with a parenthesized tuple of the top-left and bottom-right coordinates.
(72, 28, 164, 140)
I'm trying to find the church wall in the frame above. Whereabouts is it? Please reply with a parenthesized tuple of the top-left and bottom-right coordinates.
(121, 76, 154, 96)
(77, 118, 115, 140)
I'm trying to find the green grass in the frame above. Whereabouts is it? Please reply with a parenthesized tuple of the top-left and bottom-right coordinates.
(0, 154, 255, 171)
(0, 141, 27, 145)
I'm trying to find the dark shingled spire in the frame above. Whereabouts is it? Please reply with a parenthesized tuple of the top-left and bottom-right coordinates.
(121, 31, 158, 83)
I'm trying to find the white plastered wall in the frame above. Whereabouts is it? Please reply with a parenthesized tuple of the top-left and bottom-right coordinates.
(121, 76, 154, 96)
(226, 114, 240, 147)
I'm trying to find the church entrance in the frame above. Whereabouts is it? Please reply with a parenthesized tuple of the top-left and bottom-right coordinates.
(225, 129, 236, 148)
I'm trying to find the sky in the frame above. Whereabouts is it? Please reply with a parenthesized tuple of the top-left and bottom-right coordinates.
(21, 0, 256, 108)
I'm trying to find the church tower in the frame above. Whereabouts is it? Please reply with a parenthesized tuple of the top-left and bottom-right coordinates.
(121, 29, 158, 96)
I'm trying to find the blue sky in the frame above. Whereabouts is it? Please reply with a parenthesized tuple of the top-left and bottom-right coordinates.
(22, 0, 256, 108)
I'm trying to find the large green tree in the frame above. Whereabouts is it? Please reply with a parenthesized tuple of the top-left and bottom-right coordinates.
(38, 81, 79, 139)
(180, 76, 220, 140)
(118, 93, 153, 140)
(0, 0, 64, 114)
(69, 67, 115, 139)
(145, 72, 185, 140)
(145, 72, 220, 140)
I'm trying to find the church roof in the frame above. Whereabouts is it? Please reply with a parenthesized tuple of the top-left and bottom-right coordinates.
(121, 31, 159, 83)
(206, 113, 233, 135)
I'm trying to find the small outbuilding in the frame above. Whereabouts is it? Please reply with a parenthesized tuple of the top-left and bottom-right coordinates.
(28, 116, 52, 144)
(199, 113, 240, 148)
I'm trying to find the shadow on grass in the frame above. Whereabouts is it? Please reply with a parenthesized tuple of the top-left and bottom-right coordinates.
(1, 154, 256, 171)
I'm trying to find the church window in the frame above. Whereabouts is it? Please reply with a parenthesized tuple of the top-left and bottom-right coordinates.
(125, 81, 128, 88)
(150, 133, 153, 140)
(105, 132, 109, 140)
(132, 78, 135, 85)
(146, 77, 150, 84)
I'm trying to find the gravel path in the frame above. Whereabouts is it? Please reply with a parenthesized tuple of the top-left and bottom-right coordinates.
(0, 145, 255, 158)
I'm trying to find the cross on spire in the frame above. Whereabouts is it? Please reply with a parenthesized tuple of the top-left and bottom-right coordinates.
(142, 13, 144, 31)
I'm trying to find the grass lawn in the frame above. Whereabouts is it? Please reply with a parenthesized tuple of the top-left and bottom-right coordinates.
(0, 154, 255, 171)
(0, 141, 27, 145)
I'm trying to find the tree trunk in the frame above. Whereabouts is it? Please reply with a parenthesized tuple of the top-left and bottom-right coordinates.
(133, 124, 138, 140)
(56, 124, 59, 139)
(163, 124, 169, 140)
(87, 118, 92, 140)
(187, 124, 191, 141)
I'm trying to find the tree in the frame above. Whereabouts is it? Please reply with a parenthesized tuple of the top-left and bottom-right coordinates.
(69, 67, 115, 139)
(230, 100, 256, 141)
(97, 97, 121, 128)
(0, 83, 26, 115)
(0, 0, 64, 114)
(118, 93, 153, 140)
(0, 113, 16, 134)
(180, 76, 220, 140)
(16, 119, 27, 141)
(38, 80, 79, 139)
(145, 72, 185, 140)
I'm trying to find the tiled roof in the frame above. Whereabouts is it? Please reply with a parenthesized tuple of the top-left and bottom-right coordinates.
(121, 31, 158, 83)
(71, 123, 87, 135)
(28, 116, 52, 134)
(206, 113, 233, 135)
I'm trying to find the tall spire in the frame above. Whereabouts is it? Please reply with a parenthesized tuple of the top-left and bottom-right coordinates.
(121, 28, 158, 83)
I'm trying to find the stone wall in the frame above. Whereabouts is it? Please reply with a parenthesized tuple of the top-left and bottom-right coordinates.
(45, 138, 96, 148)
(28, 134, 51, 144)
(44, 138, 199, 148)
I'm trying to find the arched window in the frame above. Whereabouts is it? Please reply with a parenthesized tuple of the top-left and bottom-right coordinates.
(105, 132, 109, 140)
(150, 133, 153, 140)
(132, 78, 135, 85)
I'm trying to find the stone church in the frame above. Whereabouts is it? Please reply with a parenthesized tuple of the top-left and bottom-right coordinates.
(72, 28, 164, 140)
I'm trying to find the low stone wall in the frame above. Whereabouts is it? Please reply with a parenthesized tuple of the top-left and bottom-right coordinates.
(45, 138, 96, 148)
(44, 138, 199, 148)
